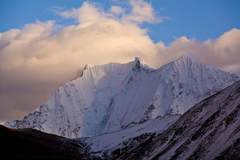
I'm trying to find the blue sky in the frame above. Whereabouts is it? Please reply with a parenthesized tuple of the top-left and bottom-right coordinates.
(1, 0, 240, 43)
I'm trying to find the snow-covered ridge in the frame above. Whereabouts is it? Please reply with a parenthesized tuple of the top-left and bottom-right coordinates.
(5, 56, 239, 139)
(151, 55, 239, 116)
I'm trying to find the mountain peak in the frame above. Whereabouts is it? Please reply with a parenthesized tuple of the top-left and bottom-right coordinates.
(132, 57, 141, 70)
(80, 64, 88, 76)
(134, 57, 140, 63)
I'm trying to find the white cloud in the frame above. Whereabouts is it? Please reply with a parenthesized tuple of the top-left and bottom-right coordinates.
(59, 0, 161, 24)
(110, 6, 125, 16)
(124, 0, 160, 23)
(154, 28, 240, 72)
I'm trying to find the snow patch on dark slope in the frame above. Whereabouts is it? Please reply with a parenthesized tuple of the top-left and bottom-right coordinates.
(5, 56, 239, 144)
(110, 80, 240, 160)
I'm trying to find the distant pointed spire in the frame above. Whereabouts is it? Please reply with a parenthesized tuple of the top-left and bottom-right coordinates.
(133, 57, 141, 70)
(134, 57, 140, 62)
(77, 64, 88, 78)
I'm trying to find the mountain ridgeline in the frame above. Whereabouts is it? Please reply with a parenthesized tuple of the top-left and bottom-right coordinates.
(3, 56, 240, 160)
(6, 56, 238, 138)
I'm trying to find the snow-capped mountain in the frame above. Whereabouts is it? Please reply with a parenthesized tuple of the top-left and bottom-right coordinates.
(5, 56, 239, 139)
(109, 80, 240, 160)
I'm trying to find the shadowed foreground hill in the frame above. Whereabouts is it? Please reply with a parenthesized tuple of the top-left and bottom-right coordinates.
(0, 125, 94, 160)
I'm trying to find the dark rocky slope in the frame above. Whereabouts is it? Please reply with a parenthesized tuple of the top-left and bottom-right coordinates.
(0, 125, 97, 160)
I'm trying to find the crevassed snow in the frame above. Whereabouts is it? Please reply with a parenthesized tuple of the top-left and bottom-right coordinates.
(5, 56, 239, 139)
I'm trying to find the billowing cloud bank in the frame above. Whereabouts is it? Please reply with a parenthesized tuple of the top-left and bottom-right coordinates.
(156, 29, 240, 73)
(0, 0, 240, 121)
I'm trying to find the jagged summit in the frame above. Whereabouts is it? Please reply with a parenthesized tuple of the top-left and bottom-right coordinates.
(132, 57, 141, 70)
(71, 57, 150, 83)
(5, 57, 239, 139)
(134, 56, 141, 66)
(134, 57, 140, 62)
